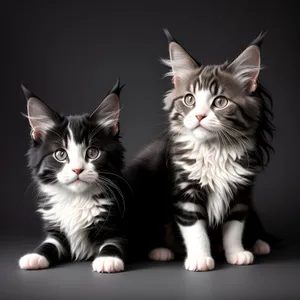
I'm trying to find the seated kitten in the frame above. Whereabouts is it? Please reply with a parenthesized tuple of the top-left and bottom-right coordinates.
(125, 31, 278, 271)
(19, 80, 128, 273)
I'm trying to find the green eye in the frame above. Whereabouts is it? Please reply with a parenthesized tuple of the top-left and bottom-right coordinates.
(213, 96, 228, 109)
(54, 149, 68, 162)
(86, 147, 100, 160)
(183, 94, 195, 106)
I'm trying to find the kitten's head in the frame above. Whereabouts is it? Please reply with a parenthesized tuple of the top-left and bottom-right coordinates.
(162, 29, 274, 166)
(23, 80, 125, 194)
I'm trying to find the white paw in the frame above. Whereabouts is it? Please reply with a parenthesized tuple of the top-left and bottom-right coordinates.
(184, 256, 215, 272)
(226, 251, 254, 265)
(148, 248, 174, 261)
(19, 253, 49, 270)
(92, 257, 124, 273)
(253, 239, 271, 255)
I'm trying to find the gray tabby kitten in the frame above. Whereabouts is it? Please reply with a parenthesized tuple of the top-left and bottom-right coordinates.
(162, 30, 274, 270)
(125, 30, 275, 271)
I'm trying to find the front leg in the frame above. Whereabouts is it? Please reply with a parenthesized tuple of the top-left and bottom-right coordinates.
(222, 204, 254, 265)
(92, 239, 126, 273)
(19, 231, 70, 270)
(174, 200, 214, 272)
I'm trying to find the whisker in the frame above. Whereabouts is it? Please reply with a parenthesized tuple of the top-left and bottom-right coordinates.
(95, 176, 126, 217)
(98, 171, 133, 196)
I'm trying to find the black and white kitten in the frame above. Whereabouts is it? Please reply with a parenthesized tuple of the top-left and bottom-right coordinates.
(19, 80, 129, 273)
(125, 31, 277, 271)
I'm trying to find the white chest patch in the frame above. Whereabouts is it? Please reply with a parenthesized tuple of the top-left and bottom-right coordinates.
(38, 185, 111, 260)
(173, 135, 254, 226)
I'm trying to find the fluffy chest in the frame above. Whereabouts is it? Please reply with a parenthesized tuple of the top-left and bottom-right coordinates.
(38, 188, 111, 260)
(183, 145, 251, 188)
(173, 138, 254, 226)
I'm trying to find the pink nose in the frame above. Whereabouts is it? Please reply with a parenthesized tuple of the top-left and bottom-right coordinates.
(73, 169, 83, 175)
(195, 114, 206, 121)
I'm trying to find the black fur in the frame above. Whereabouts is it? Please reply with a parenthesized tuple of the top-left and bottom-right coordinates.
(125, 135, 280, 261)
(125, 32, 280, 264)
(19, 80, 131, 272)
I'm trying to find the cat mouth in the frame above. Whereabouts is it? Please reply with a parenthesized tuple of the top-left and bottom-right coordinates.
(194, 123, 214, 133)
(69, 178, 87, 185)
(194, 123, 206, 130)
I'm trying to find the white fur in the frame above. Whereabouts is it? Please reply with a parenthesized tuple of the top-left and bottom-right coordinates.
(222, 220, 254, 265)
(38, 184, 111, 260)
(178, 220, 214, 271)
(99, 113, 119, 128)
(92, 257, 124, 273)
(172, 86, 255, 225)
(19, 253, 49, 270)
(226, 251, 254, 265)
(173, 132, 254, 226)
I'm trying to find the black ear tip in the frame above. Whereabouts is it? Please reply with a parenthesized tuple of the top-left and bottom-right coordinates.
(120, 83, 126, 91)
(251, 30, 268, 48)
(20, 83, 27, 93)
(109, 78, 124, 96)
(163, 28, 175, 44)
(20, 83, 35, 100)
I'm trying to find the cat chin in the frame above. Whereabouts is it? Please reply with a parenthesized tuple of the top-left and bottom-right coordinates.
(191, 126, 214, 142)
(65, 181, 91, 193)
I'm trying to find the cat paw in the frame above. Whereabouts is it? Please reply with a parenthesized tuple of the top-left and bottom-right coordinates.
(226, 251, 254, 265)
(19, 253, 49, 270)
(184, 256, 215, 272)
(148, 248, 174, 261)
(92, 257, 124, 273)
(253, 239, 271, 255)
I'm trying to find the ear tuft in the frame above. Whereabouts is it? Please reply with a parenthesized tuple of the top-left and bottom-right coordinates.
(21, 84, 37, 100)
(250, 30, 268, 49)
(108, 77, 125, 97)
(163, 28, 176, 44)
(89, 80, 122, 135)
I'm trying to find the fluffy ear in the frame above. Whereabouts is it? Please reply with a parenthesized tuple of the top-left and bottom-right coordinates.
(227, 31, 267, 93)
(163, 29, 199, 86)
(21, 85, 60, 140)
(89, 78, 124, 135)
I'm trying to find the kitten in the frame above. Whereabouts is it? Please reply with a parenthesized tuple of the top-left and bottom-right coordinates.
(19, 79, 129, 273)
(125, 30, 277, 271)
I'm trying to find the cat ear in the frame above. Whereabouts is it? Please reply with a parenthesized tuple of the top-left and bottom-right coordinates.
(163, 29, 199, 86)
(227, 31, 267, 93)
(89, 78, 124, 136)
(21, 85, 60, 140)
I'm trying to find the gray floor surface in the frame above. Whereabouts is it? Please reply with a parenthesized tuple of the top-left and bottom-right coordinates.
(1, 238, 299, 300)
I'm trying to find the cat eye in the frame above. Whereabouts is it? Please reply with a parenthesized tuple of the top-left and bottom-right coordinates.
(86, 147, 100, 160)
(54, 149, 68, 162)
(213, 96, 228, 109)
(183, 94, 195, 107)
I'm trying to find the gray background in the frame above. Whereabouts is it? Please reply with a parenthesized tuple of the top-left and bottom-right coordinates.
(0, 0, 299, 299)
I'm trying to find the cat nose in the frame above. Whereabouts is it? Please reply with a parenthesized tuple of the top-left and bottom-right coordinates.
(73, 168, 83, 175)
(195, 114, 206, 121)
